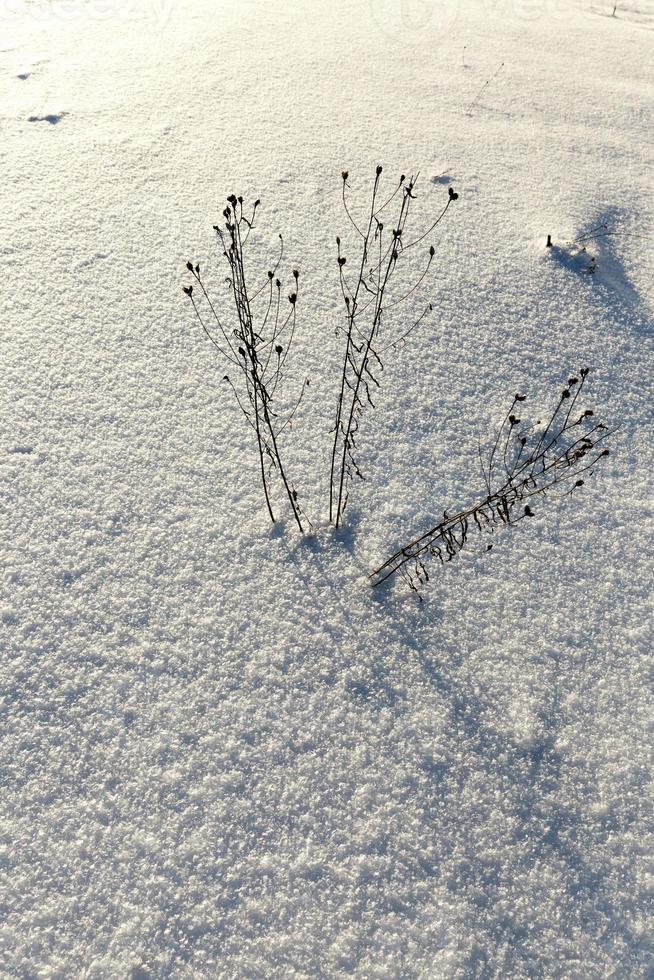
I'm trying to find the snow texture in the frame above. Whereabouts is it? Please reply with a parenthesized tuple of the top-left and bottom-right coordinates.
(1, 0, 653, 976)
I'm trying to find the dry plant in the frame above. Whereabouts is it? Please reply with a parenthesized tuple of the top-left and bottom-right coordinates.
(181, 177, 613, 594)
(329, 167, 458, 527)
(183, 195, 309, 532)
(369, 369, 612, 597)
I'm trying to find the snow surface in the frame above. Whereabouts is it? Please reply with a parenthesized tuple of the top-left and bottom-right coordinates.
(1, 0, 653, 975)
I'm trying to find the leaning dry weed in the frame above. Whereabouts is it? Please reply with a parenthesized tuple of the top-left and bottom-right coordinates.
(369, 370, 612, 596)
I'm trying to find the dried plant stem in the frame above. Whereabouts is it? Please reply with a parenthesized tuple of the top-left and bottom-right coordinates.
(329, 168, 383, 525)
(329, 167, 456, 527)
(184, 195, 308, 532)
(370, 370, 612, 596)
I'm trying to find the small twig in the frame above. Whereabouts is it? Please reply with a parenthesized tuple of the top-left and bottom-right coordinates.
(465, 61, 504, 116)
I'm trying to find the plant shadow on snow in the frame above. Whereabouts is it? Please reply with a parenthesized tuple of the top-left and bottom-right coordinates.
(270, 501, 367, 558)
(385, 608, 641, 963)
(264, 518, 643, 964)
(27, 112, 66, 125)
(547, 206, 650, 318)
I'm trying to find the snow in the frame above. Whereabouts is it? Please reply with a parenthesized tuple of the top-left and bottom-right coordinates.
(1, 0, 653, 975)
